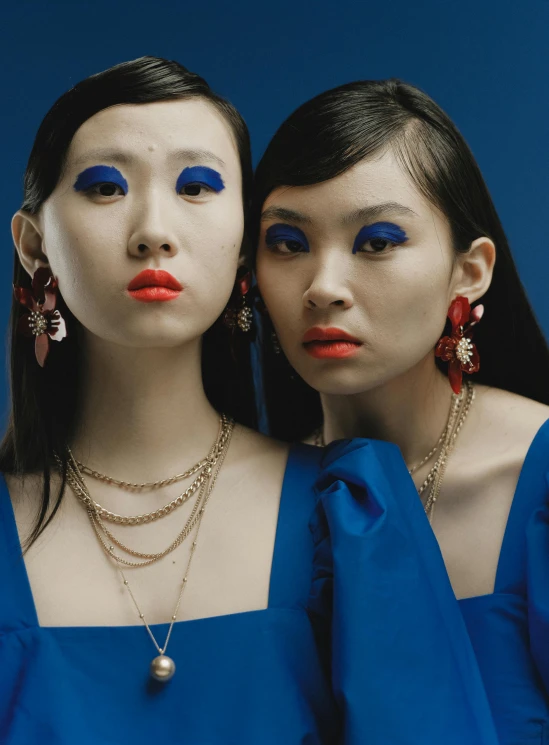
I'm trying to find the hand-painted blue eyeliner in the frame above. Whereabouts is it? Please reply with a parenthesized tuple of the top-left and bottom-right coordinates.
(265, 223, 310, 252)
(352, 222, 408, 254)
(74, 165, 128, 193)
(176, 166, 225, 194)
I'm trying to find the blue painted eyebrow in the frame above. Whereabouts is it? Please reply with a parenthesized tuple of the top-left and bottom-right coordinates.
(352, 222, 408, 254)
(265, 223, 310, 251)
(73, 165, 128, 193)
(176, 166, 225, 193)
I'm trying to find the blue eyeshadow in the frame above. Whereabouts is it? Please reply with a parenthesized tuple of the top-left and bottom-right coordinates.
(73, 165, 128, 193)
(176, 166, 225, 194)
(352, 222, 408, 254)
(265, 223, 310, 252)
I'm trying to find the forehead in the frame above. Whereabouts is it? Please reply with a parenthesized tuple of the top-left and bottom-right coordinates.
(66, 98, 240, 169)
(264, 149, 432, 217)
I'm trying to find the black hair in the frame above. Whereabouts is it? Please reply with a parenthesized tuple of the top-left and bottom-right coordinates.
(252, 79, 549, 440)
(1, 56, 255, 547)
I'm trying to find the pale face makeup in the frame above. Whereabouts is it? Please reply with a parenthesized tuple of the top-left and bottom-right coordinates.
(256, 149, 459, 395)
(36, 98, 244, 348)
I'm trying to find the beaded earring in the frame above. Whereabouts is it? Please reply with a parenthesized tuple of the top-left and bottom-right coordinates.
(223, 269, 253, 333)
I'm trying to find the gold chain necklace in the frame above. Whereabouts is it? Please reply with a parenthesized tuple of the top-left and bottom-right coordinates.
(422, 382, 475, 521)
(73, 456, 211, 491)
(59, 417, 235, 682)
(66, 457, 209, 525)
(313, 383, 474, 521)
(118, 421, 234, 682)
(62, 417, 232, 567)
(61, 416, 231, 526)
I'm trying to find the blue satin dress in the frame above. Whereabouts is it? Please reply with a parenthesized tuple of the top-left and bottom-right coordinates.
(458, 419, 549, 744)
(0, 440, 498, 744)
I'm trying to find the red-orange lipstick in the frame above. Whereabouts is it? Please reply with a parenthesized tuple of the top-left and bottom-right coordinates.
(127, 269, 183, 303)
(302, 327, 362, 359)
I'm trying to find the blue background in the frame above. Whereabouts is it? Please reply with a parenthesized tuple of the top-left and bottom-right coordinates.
(1, 0, 548, 418)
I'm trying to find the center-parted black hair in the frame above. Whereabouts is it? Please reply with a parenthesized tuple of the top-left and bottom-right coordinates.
(1, 56, 256, 547)
(252, 79, 549, 441)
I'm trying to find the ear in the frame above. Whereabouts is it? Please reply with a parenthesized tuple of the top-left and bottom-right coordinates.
(449, 237, 496, 304)
(11, 210, 49, 279)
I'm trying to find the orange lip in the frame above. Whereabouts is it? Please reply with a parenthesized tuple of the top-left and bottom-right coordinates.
(303, 326, 362, 359)
(302, 327, 361, 344)
(127, 269, 183, 303)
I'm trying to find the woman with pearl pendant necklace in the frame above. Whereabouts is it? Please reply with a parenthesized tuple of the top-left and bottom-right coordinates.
(0, 58, 497, 744)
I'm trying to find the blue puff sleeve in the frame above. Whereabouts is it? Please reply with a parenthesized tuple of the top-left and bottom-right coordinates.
(527, 477, 549, 694)
(308, 438, 498, 745)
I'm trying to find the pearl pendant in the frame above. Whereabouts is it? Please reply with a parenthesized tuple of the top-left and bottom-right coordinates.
(150, 654, 176, 682)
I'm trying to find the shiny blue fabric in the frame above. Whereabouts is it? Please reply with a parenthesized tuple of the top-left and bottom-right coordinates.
(0, 440, 497, 744)
(458, 419, 549, 745)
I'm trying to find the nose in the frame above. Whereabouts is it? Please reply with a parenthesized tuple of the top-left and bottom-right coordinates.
(303, 259, 353, 311)
(127, 192, 179, 259)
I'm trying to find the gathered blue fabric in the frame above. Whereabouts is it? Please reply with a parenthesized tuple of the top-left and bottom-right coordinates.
(309, 438, 498, 744)
(457, 418, 549, 745)
(0, 439, 499, 744)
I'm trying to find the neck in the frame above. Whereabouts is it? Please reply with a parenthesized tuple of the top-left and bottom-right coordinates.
(320, 357, 454, 468)
(71, 334, 220, 480)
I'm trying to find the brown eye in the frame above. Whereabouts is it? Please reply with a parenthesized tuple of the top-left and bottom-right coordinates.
(180, 183, 209, 197)
(370, 239, 390, 252)
(88, 183, 124, 197)
(98, 183, 118, 196)
(357, 238, 395, 254)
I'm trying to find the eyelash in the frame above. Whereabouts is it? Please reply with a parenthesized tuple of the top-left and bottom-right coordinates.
(265, 237, 403, 256)
(84, 181, 216, 199)
(178, 182, 215, 197)
(355, 238, 400, 254)
(86, 182, 126, 198)
(266, 239, 308, 255)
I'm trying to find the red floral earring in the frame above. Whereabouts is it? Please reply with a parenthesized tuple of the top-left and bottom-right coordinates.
(435, 295, 483, 394)
(14, 266, 67, 367)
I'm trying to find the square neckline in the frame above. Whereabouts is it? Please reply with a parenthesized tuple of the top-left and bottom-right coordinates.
(0, 442, 320, 633)
(458, 417, 549, 603)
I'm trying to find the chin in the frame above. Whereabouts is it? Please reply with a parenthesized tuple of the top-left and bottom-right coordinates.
(298, 365, 381, 397)
(82, 315, 212, 350)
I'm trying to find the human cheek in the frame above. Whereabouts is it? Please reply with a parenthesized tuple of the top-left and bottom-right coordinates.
(183, 204, 243, 310)
(43, 203, 125, 321)
(365, 263, 447, 359)
(258, 266, 302, 347)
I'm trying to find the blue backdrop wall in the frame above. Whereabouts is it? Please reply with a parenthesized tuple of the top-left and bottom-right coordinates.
(1, 0, 548, 423)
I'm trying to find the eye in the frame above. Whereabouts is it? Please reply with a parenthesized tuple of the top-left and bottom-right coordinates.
(267, 239, 308, 255)
(179, 182, 213, 197)
(176, 166, 225, 197)
(356, 238, 397, 254)
(74, 166, 128, 197)
(88, 182, 125, 198)
(264, 223, 310, 255)
(352, 222, 409, 255)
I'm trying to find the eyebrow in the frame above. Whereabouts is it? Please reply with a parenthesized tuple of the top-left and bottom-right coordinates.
(72, 147, 226, 169)
(261, 201, 418, 226)
(260, 206, 313, 224)
(341, 202, 418, 224)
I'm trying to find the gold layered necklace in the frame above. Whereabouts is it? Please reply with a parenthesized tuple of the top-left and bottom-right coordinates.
(314, 382, 474, 522)
(58, 414, 234, 682)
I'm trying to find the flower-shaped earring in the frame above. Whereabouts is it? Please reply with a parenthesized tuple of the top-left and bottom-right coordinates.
(435, 295, 483, 394)
(14, 266, 67, 367)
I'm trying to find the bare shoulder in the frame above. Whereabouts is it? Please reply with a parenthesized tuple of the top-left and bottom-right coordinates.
(224, 424, 290, 478)
(475, 385, 549, 439)
(462, 385, 549, 466)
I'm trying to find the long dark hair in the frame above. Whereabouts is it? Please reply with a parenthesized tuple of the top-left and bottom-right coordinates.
(1, 56, 256, 547)
(253, 79, 549, 441)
